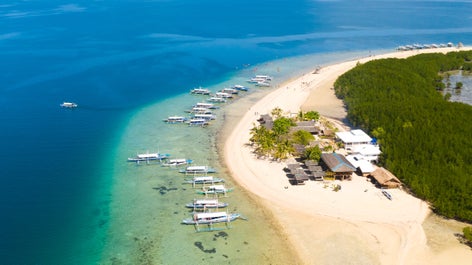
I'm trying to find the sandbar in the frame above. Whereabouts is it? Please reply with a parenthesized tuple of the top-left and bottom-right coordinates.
(223, 47, 472, 264)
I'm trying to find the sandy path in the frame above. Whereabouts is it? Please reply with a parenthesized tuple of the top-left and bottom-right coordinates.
(223, 47, 472, 264)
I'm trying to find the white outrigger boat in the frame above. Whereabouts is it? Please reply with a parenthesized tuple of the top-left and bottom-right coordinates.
(256, 81, 271, 87)
(185, 199, 228, 210)
(179, 165, 216, 175)
(181, 211, 242, 228)
(247, 75, 272, 83)
(127, 152, 170, 164)
(232, 84, 249, 91)
(192, 113, 215, 121)
(214, 92, 233, 99)
(186, 107, 213, 114)
(60, 102, 78, 108)
(382, 189, 393, 200)
(193, 102, 218, 109)
(187, 118, 209, 127)
(196, 185, 233, 196)
(162, 158, 193, 167)
(190, 87, 211, 95)
(184, 176, 224, 186)
(220, 87, 239, 95)
(207, 97, 227, 103)
(163, 116, 188, 124)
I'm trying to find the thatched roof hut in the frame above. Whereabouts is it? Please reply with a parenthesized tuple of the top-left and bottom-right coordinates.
(369, 167, 401, 189)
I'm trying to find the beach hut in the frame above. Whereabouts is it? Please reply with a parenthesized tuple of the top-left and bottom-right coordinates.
(290, 120, 320, 135)
(320, 153, 356, 180)
(368, 167, 402, 189)
(257, 114, 273, 130)
(335, 129, 372, 149)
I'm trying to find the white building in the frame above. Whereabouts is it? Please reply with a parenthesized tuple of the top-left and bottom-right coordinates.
(351, 144, 381, 163)
(335, 129, 373, 149)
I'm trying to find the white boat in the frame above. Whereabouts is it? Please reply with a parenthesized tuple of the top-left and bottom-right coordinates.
(181, 211, 241, 225)
(214, 92, 233, 99)
(247, 75, 272, 83)
(184, 176, 225, 185)
(220, 88, 239, 94)
(127, 152, 170, 163)
(192, 114, 215, 120)
(179, 165, 216, 174)
(232, 85, 249, 91)
(382, 189, 393, 200)
(187, 118, 209, 127)
(194, 102, 218, 109)
(190, 87, 211, 95)
(185, 199, 228, 209)
(207, 97, 227, 103)
(256, 81, 271, 87)
(163, 116, 188, 123)
(196, 185, 233, 195)
(186, 107, 212, 114)
(60, 102, 78, 108)
(162, 158, 193, 167)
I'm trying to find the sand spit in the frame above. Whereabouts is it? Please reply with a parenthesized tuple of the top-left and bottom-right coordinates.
(223, 47, 472, 264)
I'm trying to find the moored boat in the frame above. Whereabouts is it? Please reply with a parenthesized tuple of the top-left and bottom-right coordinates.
(179, 165, 216, 174)
(187, 118, 209, 127)
(196, 184, 233, 195)
(220, 87, 239, 94)
(232, 84, 249, 91)
(127, 152, 170, 163)
(181, 211, 241, 225)
(194, 102, 218, 109)
(192, 113, 215, 120)
(256, 81, 271, 87)
(214, 92, 233, 99)
(60, 102, 78, 108)
(184, 176, 225, 185)
(163, 116, 188, 123)
(190, 87, 211, 95)
(185, 199, 228, 209)
(207, 97, 227, 103)
(162, 158, 193, 167)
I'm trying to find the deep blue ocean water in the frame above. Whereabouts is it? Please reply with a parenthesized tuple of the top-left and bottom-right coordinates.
(2, 1, 472, 264)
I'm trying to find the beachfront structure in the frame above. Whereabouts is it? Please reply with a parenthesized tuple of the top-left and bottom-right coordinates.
(335, 129, 373, 149)
(368, 167, 402, 189)
(290, 120, 320, 135)
(257, 114, 273, 130)
(320, 153, 356, 180)
(350, 144, 381, 163)
(346, 155, 375, 176)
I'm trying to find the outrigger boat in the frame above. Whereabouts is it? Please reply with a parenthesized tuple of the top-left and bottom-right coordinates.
(214, 92, 233, 99)
(127, 152, 170, 164)
(185, 199, 228, 210)
(179, 165, 216, 175)
(382, 189, 393, 200)
(163, 116, 188, 124)
(232, 84, 249, 91)
(182, 211, 241, 225)
(192, 114, 215, 120)
(60, 102, 78, 108)
(184, 176, 224, 186)
(207, 97, 227, 103)
(190, 87, 211, 95)
(187, 118, 209, 127)
(196, 185, 233, 196)
(193, 102, 218, 109)
(220, 87, 239, 95)
(162, 158, 193, 167)
(186, 107, 213, 114)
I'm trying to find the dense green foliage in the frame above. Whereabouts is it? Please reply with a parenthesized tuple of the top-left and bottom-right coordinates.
(250, 110, 320, 161)
(303, 146, 322, 161)
(334, 51, 472, 221)
(463, 227, 472, 243)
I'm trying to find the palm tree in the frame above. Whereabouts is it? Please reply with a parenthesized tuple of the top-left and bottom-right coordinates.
(271, 107, 283, 118)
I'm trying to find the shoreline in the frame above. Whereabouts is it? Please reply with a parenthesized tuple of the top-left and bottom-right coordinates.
(222, 47, 472, 264)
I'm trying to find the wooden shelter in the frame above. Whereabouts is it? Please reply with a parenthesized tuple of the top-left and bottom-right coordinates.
(369, 167, 402, 189)
(257, 114, 273, 130)
(320, 153, 356, 180)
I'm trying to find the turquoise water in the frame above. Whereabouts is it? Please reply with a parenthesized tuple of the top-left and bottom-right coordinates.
(2, 0, 472, 264)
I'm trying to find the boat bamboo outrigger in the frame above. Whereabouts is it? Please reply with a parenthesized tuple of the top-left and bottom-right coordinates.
(162, 158, 193, 167)
(184, 176, 224, 187)
(181, 211, 243, 232)
(179, 165, 216, 175)
(185, 199, 228, 210)
(196, 185, 233, 196)
(127, 151, 170, 164)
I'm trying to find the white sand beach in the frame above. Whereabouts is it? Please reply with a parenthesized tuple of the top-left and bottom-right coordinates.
(223, 47, 472, 264)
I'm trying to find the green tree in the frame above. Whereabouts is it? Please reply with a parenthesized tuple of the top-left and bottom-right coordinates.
(292, 130, 314, 145)
(303, 146, 322, 161)
(463, 227, 472, 243)
(304, 110, 320, 121)
(272, 117, 294, 136)
(271, 107, 283, 118)
(455, 81, 463, 89)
